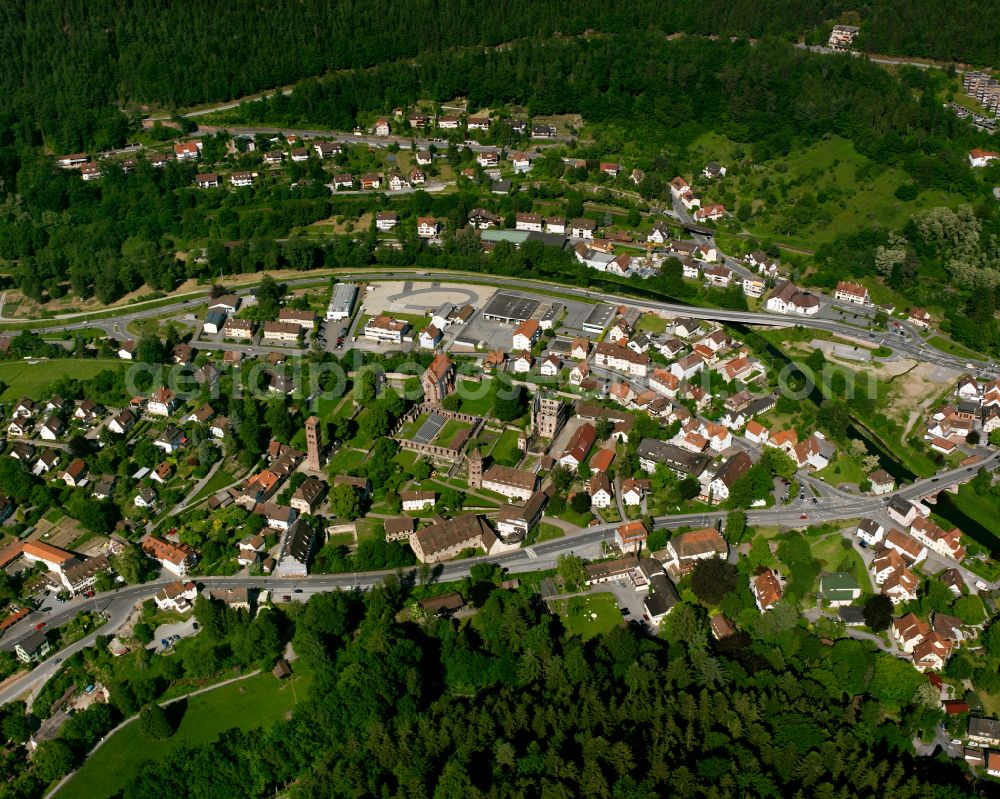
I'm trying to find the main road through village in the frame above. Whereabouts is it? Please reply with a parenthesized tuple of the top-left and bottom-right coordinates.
(4, 266, 995, 376)
(1, 446, 996, 710)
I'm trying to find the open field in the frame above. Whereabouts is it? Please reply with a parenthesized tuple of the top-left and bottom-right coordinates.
(56, 667, 310, 799)
(0, 359, 127, 401)
(552, 592, 624, 640)
(694, 134, 966, 251)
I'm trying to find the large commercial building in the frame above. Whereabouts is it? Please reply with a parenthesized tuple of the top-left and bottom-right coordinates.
(326, 283, 358, 321)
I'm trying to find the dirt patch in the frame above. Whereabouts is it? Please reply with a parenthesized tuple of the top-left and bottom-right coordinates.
(876, 358, 957, 423)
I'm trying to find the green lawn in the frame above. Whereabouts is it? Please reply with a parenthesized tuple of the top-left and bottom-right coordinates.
(399, 412, 431, 440)
(456, 379, 494, 416)
(188, 469, 235, 505)
(536, 523, 564, 543)
(57, 667, 310, 799)
(0, 359, 127, 401)
(636, 314, 668, 334)
(813, 454, 867, 487)
(927, 336, 985, 361)
(559, 505, 594, 528)
(436, 419, 471, 448)
(553, 592, 624, 640)
(951, 484, 1000, 537)
(326, 447, 367, 474)
(489, 429, 522, 467)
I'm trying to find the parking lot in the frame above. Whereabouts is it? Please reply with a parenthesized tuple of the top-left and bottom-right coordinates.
(146, 616, 199, 654)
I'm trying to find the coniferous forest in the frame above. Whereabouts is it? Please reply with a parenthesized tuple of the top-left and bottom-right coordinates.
(120, 579, 984, 799)
(2, 0, 1000, 151)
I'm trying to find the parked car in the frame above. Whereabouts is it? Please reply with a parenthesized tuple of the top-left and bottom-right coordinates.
(34, 622, 45, 631)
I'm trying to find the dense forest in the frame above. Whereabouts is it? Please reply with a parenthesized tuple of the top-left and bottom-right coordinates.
(107, 576, 986, 798)
(2, 1, 999, 151)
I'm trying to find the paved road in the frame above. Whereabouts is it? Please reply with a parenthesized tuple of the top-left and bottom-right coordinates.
(8, 267, 994, 377)
(1, 447, 994, 709)
(0, 585, 156, 710)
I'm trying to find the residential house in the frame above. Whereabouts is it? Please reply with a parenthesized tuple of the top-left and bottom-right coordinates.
(702, 162, 727, 179)
(663, 528, 727, 574)
(559, 423, 597, 470)
(594, 342, 650, 378)
(588, 473, 613, 509)
(869, 469, 895, 495)
(568, 360, 589, 386)
(969, 149, 1000, 168)
(819, 572, 861, 606)
(512, 319, 541, 351)
(670, 353, 705, 381)
(155, 581, 198, 613)
(887, 495, 919, 527)
(834, 281, 870, 305)
(291, 477, 326, 515)
(141, 535, 197, 576)
(708, 451, 752, 504)
(107, 409, 136, 435)
(154, 426, 185, 454)
(892, 612, 930, 653)
(61, 459, 87, 487)
(570, 218, 596, 239)
(147, 387, 177, 417)
(512, 351, 534, 373)
(856, 518, 885, 546)
(884, 527, 928, 564)
(273, 518, 316, 577)
(752, 570, 783, 611)
(134, 487, 157, 508)
(694, 204, 726, 222)
(616, 520, 648, 554)
(745, 420, 770, 445)
(417, 217, 440, 238)
(15, 631, 50, 664)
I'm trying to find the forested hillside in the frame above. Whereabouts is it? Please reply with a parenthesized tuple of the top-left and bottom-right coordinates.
(2, 1, 999, 151)
(2, 35, 996, 319)
(114, 578, 982, 799)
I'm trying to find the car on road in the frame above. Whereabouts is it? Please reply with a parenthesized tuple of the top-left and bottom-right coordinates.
(799, 514, 808, 520)
(34, 622, 45, 631)
(293, 588, 303, 593)
(41, 607, 51, 613)
(54, 658, 62, 664)
(812, 497, 818, 504)
(621, 608, 630, 616)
